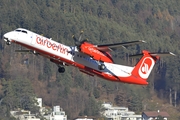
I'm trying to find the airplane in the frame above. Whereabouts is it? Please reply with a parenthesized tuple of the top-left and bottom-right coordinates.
(3, 28, 175, 85)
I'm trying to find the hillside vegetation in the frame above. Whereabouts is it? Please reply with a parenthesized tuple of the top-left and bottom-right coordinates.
(0, 0, 180, 119)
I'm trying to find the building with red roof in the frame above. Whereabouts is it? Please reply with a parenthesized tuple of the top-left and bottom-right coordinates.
(142, 110, 170, 120)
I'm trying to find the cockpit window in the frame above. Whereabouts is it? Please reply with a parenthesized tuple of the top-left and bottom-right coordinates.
(15, 29, 28, 34)
(22, 30, 27, 34)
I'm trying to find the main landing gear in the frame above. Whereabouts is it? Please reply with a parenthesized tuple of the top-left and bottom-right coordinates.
(58, 66, 65, 73)
(52, 60, 66, 73)
(98, 64, 106, 70)
(98, 61, 106, 70)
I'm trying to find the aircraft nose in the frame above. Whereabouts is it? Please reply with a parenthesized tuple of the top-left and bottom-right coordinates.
(3, 32, 15, 45)
(3, 33, 9, 42)
(3, 32, 13, 42)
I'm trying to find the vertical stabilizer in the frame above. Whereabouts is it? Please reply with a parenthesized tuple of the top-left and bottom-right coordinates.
(131, 50, 159, 81)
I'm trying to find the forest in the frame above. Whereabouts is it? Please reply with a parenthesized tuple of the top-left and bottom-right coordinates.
(0, 0, 180, 120)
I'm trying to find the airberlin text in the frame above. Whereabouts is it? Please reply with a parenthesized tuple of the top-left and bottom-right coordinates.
(36, 36, 68, 55)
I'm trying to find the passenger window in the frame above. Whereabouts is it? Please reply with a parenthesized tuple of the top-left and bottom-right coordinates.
(22, 30, 27, 34)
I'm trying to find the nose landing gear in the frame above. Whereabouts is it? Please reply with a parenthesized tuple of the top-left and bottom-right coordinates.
(6, 41, 11, 45)
(4, 37, 11, 45)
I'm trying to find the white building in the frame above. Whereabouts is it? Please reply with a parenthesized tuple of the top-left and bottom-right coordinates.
(18, 114, 40, 120)
(44, 106, 67, 120)
(35, 98, 48, 115)
(101, 102, 142, 120)
(36, 98, 42, 108)
(10, 110, 40, 120)
(35, 98, 67, 120)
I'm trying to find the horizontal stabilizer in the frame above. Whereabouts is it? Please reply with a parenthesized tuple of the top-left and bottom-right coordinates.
(150, 52, 176, 57)
(129, 51, 176, 58)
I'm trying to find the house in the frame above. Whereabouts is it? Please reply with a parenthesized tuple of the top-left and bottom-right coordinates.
(10, 110, 40, 120)
(101, 102, 142, 120)
(36, 98, 42, 108)
(142, 111, 170, 120)
(43, 106, 67, 120)
(18, 114, 40, 120)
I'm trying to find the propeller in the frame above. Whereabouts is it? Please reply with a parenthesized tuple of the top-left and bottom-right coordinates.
(72, 31, 88, 50)
(72, 30, 83, 46)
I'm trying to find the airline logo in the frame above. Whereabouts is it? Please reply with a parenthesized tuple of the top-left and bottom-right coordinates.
(36, 36, 69, 55)
(138, 57, 155, 79)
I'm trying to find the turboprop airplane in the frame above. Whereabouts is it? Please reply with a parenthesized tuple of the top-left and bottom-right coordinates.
(3, 28, 175, 85)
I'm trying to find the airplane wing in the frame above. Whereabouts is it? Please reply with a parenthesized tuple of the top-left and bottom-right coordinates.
(15, 49, 39, 55)
(96, 40, 146, 52)
(15, 50, 33, 53)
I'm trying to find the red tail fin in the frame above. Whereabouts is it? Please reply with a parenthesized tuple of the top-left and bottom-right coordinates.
(131, 50, 159, 81)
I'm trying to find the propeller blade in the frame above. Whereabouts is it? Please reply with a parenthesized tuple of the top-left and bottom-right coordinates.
(78, 30, 83, 41)
(72, 35, 81, 46)
(72, 35, 78, 42)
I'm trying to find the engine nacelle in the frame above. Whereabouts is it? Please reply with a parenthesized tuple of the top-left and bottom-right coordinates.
(80, 42, 113, 63)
